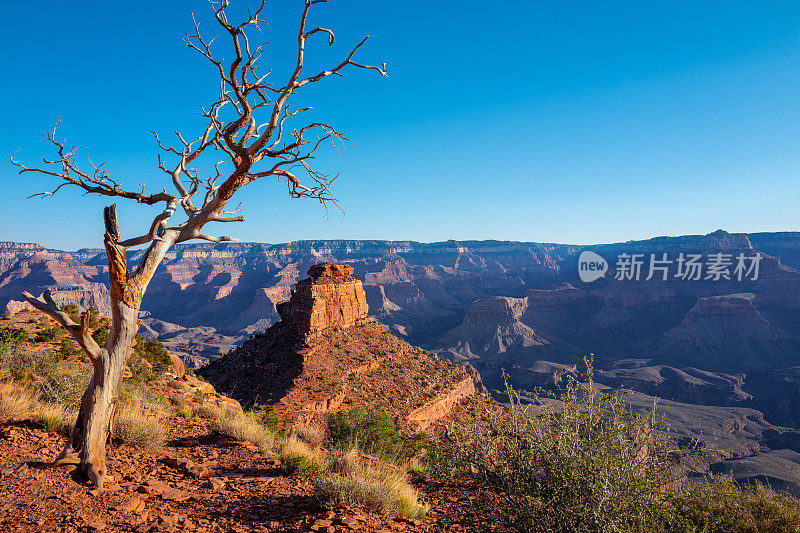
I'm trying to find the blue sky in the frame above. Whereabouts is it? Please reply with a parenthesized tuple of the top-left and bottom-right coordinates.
(1, 1, 799, 250)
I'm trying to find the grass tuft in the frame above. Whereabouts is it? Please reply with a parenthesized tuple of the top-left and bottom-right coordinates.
(0, 381, 38, 420)
(279, 435, 325, 478)
(210, 412, 275, 451)
(112, 407, 166, 450)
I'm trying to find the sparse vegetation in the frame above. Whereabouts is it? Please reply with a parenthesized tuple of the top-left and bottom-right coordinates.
(427, 360, 800, 532)
(210, 412, 275, 451)
(327, 405, 427, 464)
(112, 407, 166, 450)
(279, 435, 324, 478)
(314, 452, 427, 519)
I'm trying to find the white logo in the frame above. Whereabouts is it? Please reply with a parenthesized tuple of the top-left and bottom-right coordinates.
(578, 251, 608, 283)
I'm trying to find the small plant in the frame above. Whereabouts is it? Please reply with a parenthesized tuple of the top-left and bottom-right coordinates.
(210, 412, 275, 451)
(314, 454, 428, 519)
(37, 325, 63, 342)
(327, 405, 426, 464)
(255, 405, 282, 434)
(58, 339, 80, 360)
(279, 435, 325, 478)
(60, 303, 80, 323)
(35, 403, 65, 433)
(91, 325, 109, 346)
(112, 408, 166, 450)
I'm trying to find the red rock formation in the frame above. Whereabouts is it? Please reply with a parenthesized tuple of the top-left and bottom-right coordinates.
(276, 263, 369, 339)
(202, 262, 487, 432)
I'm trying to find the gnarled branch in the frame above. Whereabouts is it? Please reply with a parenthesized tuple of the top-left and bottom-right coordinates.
(21, 290, 102, 361)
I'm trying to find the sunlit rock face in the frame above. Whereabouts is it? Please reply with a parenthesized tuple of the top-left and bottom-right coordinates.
(276, 263, 369, 339)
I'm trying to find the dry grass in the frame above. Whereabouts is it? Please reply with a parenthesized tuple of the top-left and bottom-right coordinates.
(291, 423, 325, 447)
(0, 381, 39, 420)
(210, 413, 275, 451)
(279, 435, 325, 477)
(195, 403, 223, 420)
(328, 447, 362, 476)
(34, 402, 66, 433)
(314, 449, 427, 518)
(112, 407, 166, 450)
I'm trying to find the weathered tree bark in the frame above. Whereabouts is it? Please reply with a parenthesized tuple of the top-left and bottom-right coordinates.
(12, 0, 385, 487)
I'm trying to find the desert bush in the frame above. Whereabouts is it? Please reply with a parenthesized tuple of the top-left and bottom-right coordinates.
(0, 339, 57, 383)
(37, 325, 63, 343)
(91, 325, 109, 346)
(38, 367, 91, 407)
(210, 412, 275, 451)
(670, 475, 800, 532)
(254, 405, 282, 434)
(327, 405, 427, 463)
(279, 435, 325, 478)
(127, 334, 170, 382)
(427, 361, 690, 533)
(60, 303, 80, 323)
(58, 339, 80, 359)
(314, 459, 427, 519)
(112, 407, 166, 450)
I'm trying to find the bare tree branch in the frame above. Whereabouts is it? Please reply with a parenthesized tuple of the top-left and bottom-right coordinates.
(21, 290, 102, 361)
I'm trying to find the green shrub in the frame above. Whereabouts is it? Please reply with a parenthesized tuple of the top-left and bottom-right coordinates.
(37, 325, 63, 342)
(670, 476, 800, 532)
(60, 304, 80, 323)
(58, 339, 80, 359)
(327, 405, 426, 463)
(127, 334, 170, 382)
(255, 405, 282, 434)
(427, 360, 691, 533)
(0, 327, 28, 344)
(91, 325, 109, 346)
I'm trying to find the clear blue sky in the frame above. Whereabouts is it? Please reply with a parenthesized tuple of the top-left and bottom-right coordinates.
(1, 1, 799, 250)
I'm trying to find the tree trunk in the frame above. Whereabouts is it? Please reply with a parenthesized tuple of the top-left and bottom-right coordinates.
(56, 301, 140, 487)
(49, 205, 171, 488)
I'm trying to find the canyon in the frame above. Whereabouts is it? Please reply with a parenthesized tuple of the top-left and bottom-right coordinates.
(6, 231, 800, 490)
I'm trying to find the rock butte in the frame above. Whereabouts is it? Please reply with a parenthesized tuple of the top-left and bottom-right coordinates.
(201, 262, 487, 431)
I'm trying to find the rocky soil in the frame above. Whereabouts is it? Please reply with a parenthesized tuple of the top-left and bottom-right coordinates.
(0, 407, 473, 532)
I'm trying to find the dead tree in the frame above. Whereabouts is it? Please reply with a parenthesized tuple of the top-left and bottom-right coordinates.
(10, 0, 385, 488)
